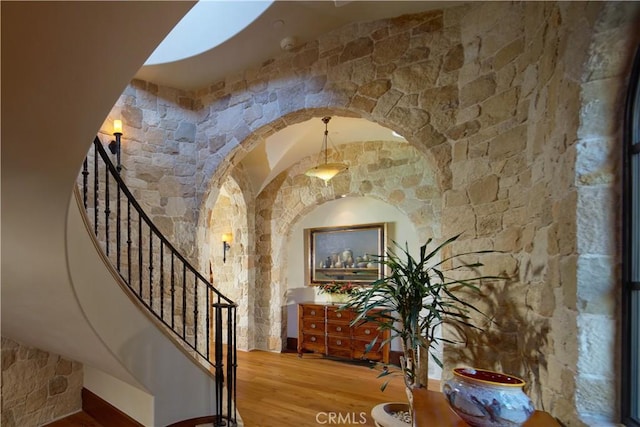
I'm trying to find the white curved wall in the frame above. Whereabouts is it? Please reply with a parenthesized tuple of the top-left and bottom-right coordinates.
(1, 2, 221, 425)
(84, 367, 155, 426)
(67, 197, 216, 426)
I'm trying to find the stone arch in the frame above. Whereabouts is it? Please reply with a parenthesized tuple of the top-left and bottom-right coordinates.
(194, 103, 448, 269)
(198, 106, 448, 211)
(253, 135, 443, 351)
(194, 103, 449, 351)
(572, 2, 640, 424)
(200, 173, 253, 350)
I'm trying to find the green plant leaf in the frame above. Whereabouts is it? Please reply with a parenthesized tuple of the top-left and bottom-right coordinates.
(343, 235, 504, 391)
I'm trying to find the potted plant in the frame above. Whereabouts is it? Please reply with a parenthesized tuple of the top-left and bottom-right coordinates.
(343, 234, 498, 425)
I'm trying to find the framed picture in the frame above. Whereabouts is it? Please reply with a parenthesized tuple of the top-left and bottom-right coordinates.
(305, 222, 387, 285)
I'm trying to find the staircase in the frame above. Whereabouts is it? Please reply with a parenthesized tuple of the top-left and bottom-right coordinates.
(1, 3, 231, 426)
(75, 136, 237, 426)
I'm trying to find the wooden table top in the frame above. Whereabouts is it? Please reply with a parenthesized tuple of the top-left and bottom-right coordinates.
(412, 388, 560, 427)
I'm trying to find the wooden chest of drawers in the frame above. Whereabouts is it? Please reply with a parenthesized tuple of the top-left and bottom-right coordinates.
(297, 303, 390, 364)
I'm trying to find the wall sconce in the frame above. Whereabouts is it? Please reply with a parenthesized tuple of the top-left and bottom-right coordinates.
(222, 233, 232, 263)
(108, 119, 123, 172)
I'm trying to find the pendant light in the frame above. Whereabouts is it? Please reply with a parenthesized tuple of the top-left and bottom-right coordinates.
(304, 116, 348, 184)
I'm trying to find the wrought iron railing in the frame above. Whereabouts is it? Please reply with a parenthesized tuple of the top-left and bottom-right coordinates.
(79, 136, 237, 426)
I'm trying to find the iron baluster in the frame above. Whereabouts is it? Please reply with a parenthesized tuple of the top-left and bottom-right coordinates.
(116, 180, 121, 271)
(227, 303, 237, 425)
(182, 263, 187, 339)
(82, 157, 89, 209)
(149, 229, 153, 308)
(206, 287, 210, 360)
(104, 166, 110, 256)
(160, 241, 164, 321)
(171, 253, 175, 329)
(127, 200, 132, 285)
(94, 146, 99, 237)
(213, 303, 224, 427)
(194, 271, 198, 351)
(138, 214, 143, 297)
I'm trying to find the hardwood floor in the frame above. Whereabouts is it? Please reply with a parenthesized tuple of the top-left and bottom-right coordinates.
(235, 350, 424, 427)
(49, 350, 429, 427)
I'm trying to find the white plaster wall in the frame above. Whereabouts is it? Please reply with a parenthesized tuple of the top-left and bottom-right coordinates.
(83, 367, 154, 427)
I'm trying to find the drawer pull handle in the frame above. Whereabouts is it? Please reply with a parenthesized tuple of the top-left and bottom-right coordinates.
(336, 313, 342, 318)
(365, 329, 371, 335)
(311, 336, 316, 342)
(310, 310, 316, 316)
(336, 340, 342, 345)
(311, 323, 316, 329)
(336, 326, 342, 332)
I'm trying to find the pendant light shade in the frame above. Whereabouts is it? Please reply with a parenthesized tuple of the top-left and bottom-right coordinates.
(304, 162, 348, 182)
(304, 116, 348, 184)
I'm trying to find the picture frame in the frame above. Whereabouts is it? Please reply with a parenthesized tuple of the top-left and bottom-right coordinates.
(305, 222, 387, 285)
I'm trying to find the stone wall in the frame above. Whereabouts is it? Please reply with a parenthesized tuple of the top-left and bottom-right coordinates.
(100, 81, 201, 261)
(441, 1, 588, 421)
(206, 176, 253, 350)
(98, 2, 640, 425)
(1, 337, 82, 427)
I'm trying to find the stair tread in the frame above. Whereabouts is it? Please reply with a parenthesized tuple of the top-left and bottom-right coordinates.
(44, 411, 104, 427)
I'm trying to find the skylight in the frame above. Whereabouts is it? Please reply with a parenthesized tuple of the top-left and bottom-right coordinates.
(145, 1, 273, 66)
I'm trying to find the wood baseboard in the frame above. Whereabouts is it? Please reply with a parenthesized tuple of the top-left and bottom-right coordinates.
(286, 337, 298, 352)
(82, 388, 143, 427)
(389, 350, 402, 366)
(166, 416, 216, 427)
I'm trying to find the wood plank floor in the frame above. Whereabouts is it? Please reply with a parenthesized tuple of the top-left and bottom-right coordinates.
(235, 350, 419, 427)
(48, 350, 431, 427)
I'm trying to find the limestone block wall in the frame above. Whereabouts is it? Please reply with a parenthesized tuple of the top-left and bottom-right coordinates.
(99, 80, 201, 261)
(97, 2, 640, 425)
(1, 337, 82, 427)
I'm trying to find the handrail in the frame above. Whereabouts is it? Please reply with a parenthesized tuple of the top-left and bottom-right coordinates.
(79, 136, 237, 426)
